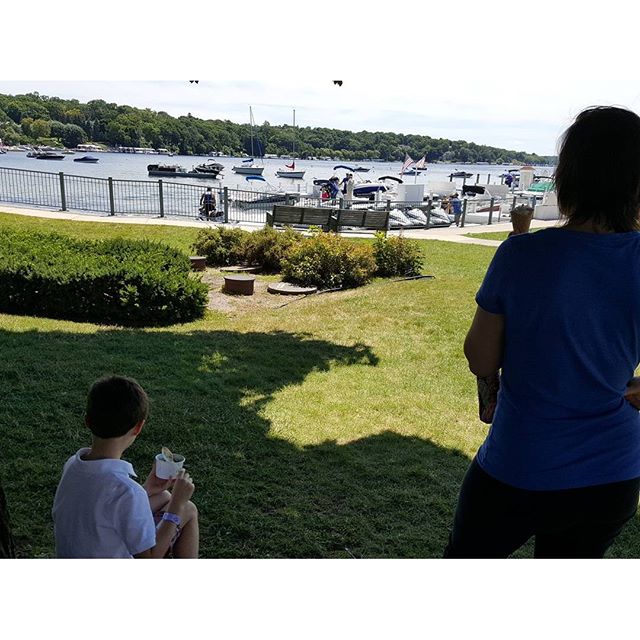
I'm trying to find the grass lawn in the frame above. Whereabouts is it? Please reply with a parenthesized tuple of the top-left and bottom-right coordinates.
(2, 211, 639, 558)
(465, 230, 510, 241)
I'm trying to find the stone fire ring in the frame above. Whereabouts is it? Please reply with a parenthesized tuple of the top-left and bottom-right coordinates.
(223, 274, 256, 295)
(220, 265, 261, 273)
(267, 282, 318, 296)
(190, 256, 207, 271)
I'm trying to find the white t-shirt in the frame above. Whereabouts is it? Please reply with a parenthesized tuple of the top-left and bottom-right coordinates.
(52, 448, 156, 558)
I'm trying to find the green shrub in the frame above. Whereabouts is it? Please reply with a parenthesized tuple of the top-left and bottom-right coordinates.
(241, 226, 304, 272)
(191, 227, 248, 267)
(373, 232, 424, 277)
(0, 230, 208, 326)
(281, 231, 376, 289)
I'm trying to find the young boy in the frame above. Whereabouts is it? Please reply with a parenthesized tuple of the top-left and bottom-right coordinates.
(52, 375, 199, 558)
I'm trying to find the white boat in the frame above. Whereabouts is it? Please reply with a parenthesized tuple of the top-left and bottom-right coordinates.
(233, 160, 264, 175)
(276, 109, 305, 180)
(232, 106, 264, 175)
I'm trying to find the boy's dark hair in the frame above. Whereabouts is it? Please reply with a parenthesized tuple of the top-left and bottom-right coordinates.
(555, 106, 640, 232)
(86, 376, 149, 439)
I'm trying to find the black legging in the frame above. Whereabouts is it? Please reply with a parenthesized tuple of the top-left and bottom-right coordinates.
(444, 458, 640, 558)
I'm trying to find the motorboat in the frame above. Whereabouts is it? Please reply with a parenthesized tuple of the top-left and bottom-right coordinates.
(353, 166, 371, 172)
(449, 171, 473, 178)
(147, 163, 222, 179)
(401, 168, 423, 176)
(192, 159, 224, 178)
(34, 151, 65, 160)
(236, 175, 301, 209)
(73, 155, 100, 163)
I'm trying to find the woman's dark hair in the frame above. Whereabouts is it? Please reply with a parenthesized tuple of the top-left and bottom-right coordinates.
(86, 375, 149, 438)
(555, 106, 640, 232)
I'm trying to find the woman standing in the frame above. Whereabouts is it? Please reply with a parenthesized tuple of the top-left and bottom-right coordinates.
(445, 106, 640, 558)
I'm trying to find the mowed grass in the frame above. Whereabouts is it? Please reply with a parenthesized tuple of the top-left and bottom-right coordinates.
(1, 211, 639, 558)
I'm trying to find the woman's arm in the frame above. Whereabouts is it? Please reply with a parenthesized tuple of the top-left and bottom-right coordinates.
(464, 305, 505, 377)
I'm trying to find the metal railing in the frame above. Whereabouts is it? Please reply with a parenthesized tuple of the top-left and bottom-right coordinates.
(0, 166, 543, 229)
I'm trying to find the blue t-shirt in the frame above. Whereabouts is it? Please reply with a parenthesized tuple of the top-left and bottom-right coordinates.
(475, 228, 640, 490)
(451, 198, 463, 215)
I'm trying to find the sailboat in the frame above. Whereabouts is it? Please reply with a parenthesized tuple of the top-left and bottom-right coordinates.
(276, 109, 305, 179)
(233, 106, 264, 176)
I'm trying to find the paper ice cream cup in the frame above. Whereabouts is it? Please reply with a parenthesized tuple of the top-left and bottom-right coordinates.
(155, 452, 185, 480)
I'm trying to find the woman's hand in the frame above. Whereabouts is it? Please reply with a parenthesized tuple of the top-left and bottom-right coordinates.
(624, 377, 640, 410)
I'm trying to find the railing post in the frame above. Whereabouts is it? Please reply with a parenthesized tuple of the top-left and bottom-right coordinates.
(58, 172, 67, 211)
(487, 173, 491, 185)
(158, 179, 164, 217)
(488, 197, 495, 225)
(425, 197, 432, 228)
(460, 199, 468, 228)
(223, 186, 229, 223)
(512, 195, 517, 212)
(476, 173, 480, 184)
(108, 177, 115, 216)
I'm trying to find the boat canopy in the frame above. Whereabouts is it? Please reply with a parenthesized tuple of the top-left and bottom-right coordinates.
(242, 158, 255, 164)
(379, 176, 403, 183)
(245, 175, 266, 182)
(333, 165, 355, 171)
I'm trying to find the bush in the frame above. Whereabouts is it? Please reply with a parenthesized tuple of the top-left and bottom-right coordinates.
(0, 230, 208, 326)
(191, 227, 248, 267)
(373, 232, 424, 277)
(241, 226, 304, 272)
(281, 231, 376, 289)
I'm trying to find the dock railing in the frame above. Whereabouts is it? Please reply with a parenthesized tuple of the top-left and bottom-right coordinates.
(0, 166, 543, 229)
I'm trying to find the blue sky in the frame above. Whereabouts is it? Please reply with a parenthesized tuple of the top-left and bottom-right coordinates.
(3, 1, 639, 156)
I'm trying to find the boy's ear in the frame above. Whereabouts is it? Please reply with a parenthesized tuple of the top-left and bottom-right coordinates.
(131, 419, 146, 436)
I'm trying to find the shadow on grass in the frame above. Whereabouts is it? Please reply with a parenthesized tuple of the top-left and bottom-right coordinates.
(4, 327, 637, 558)
(0, 327, 476, 558)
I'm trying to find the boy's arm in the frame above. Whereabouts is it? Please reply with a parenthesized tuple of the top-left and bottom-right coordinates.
(134, 469, 195, 559)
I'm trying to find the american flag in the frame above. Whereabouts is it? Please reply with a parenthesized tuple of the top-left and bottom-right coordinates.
(400, 154, 415, 174)
(415, 156, 427, 169)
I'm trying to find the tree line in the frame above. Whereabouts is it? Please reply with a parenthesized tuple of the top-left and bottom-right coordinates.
(0, 92, 555, 165)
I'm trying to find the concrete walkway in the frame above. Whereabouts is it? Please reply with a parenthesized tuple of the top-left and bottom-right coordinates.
(0, 203, 561, 247)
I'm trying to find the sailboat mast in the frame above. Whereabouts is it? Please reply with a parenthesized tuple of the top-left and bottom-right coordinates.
(249, 106, 255, 158)
(293, 108, 296, 159)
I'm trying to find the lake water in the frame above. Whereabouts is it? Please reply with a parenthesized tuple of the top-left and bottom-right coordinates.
(0, 151, 553, 193)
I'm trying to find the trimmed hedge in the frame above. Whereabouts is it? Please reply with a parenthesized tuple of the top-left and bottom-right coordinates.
(0, 229, 208, 325)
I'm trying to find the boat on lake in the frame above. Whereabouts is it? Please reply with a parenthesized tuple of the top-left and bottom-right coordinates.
(73, 155, 100, 163)
(232, 159, 264, 175)
(276, 109, 305, 179)
(192, 159, 224, 177)
(34, 151, 65, 160)
(232, 107, 265, 176)
(147, 162, 223, 179)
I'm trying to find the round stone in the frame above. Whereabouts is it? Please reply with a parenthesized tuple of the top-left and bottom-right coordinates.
(223, 275, 256, 295)
(220, 265, 261, 273)
(267, 282, 318, 296)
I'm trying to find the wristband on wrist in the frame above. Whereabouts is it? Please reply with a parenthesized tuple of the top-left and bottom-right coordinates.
(161, 512, 182, 526)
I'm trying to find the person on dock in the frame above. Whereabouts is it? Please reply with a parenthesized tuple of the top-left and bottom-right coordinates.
(450, 193, 463, 226)
(445, 106, 640, 558)
(199, 187, 216, 219)
(342, 172, 355, 208)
